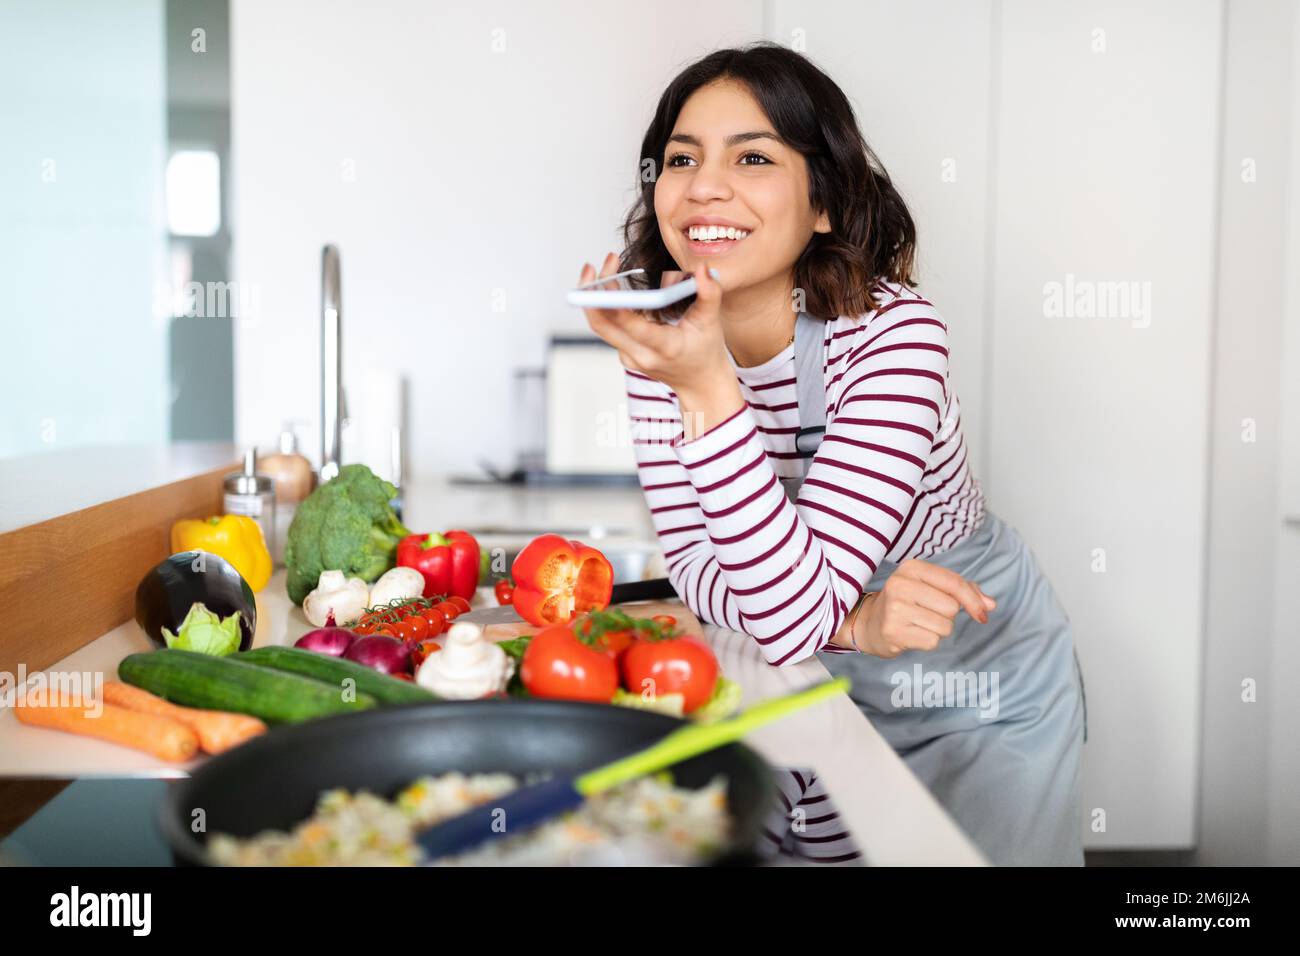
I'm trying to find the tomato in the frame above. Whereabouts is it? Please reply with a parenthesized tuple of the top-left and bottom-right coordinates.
(402, 614, 430, 642)
(373, 624, 397, 638)
(576, 610, 663, 659)
(435, 600, 462, 621)
(621, 636, 719, 713)
(446, 595, 472, 614)
(353, 622, 375, 636)
(595, 628, 635, 658)
(388, 618, 415, 643)
(520, 625, 619, 703)
(494, 579, 514, 606)
(417, 605, 447, 635)
(410, 640, 441, 671)
(651, 614, 677, 630)
(389, 670, 415, 682)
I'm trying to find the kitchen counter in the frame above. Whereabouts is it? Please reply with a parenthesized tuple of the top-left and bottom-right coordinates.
(0, 476, 986, 865)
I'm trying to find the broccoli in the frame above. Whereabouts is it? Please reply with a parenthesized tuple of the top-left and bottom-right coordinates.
(284, 464, 411, 604)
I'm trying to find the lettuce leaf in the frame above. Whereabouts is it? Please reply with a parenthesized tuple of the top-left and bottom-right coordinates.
(162, 602, 243, 657)
(612, 687, 685, 717)
(691, 676, 742, 723)
(610, 676, 743, 723)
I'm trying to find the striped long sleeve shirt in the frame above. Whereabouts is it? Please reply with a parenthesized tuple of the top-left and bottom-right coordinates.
(626, 280, 985, 667)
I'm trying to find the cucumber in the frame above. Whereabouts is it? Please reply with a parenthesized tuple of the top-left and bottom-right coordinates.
(118, 649, 377, 723)
(238, 646, 435, 706)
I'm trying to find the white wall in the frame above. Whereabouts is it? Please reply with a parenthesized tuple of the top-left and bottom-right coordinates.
(0, 0, 168, 458)
(1266, 0, 1300, 866)
(230, 0, 763, 475)
(1199, 0, 1295, 865)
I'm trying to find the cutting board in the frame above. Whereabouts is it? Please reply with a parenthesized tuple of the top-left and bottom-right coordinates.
(477, 600, 702, 643)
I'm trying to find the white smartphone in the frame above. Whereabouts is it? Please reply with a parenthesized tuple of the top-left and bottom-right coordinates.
(566, 268, 696, 315)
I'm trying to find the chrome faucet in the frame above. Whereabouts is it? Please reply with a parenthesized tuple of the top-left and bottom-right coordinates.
(320, 244, 345, 481)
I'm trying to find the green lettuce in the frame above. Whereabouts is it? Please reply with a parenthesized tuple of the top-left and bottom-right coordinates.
(691, 677, 742, 723)
(162, 602, 243, 656)
(610, 676, 742, 723)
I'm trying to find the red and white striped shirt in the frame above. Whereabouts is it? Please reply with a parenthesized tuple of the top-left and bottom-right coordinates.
(626, 280, 985, 666)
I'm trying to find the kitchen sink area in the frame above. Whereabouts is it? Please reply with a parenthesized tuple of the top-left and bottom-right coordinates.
(397, 477, 667, 585)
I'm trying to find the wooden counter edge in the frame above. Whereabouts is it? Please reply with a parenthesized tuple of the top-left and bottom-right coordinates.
(0, 460, 235, 676)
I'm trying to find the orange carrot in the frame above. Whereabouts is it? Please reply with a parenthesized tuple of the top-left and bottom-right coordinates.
(101, 681, 266, 754)
(14, 697, 198, 763)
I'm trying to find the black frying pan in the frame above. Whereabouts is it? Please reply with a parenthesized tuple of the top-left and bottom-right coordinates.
(160, 699, 775, 866)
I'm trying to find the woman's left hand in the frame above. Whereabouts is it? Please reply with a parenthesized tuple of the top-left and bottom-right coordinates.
(579, 253, 735, 403)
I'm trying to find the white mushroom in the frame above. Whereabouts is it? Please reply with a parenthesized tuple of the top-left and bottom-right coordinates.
(368, 566, 425, 609)
(302, 570, 371, 627)
(416, 621, 514, 699)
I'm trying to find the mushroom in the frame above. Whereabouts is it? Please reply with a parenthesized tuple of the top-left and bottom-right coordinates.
(302, 570, 371, 627)
(368, 566, 425, 609)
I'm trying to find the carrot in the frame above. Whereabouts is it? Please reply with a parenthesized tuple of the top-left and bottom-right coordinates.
(14, 697, 198, 763)
(101, 681, 267, 754)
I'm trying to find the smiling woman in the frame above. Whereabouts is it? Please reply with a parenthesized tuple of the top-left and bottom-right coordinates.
(576, 42, 1087, 867)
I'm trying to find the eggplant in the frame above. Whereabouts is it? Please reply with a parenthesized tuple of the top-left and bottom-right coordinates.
(135, 551, 257, 654)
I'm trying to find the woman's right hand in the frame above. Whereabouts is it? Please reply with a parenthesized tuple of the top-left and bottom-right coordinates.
(850, 560, 997, 658)
(578, 254, 730, 395)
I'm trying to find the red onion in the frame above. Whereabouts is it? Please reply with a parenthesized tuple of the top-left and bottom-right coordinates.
(343, 634, 410, 675)
(293, 613, 357, 657)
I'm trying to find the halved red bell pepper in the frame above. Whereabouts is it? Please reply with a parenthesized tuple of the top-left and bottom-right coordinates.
(396, 530, 481, 601)
(510, 534, 614, 627)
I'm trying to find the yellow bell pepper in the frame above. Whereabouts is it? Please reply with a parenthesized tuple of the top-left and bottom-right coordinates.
(170, 515, 273, 592)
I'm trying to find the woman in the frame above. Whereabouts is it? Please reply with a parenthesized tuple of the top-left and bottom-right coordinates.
(579, 43, 1086, 866)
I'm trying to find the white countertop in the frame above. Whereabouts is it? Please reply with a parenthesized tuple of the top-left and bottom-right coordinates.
(0, 476, 985, 865)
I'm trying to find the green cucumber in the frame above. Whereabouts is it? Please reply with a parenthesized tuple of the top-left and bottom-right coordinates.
(118, 649, 376, 723)
(238, 646, 435, 706)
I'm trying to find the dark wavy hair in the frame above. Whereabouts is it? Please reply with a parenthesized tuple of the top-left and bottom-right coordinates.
(621, 43, 917, 318)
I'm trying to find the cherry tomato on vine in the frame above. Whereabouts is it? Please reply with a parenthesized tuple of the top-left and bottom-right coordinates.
(494, 579, 514, 606)
(417, 605, 447, 635)
(404, 614, 430, 642)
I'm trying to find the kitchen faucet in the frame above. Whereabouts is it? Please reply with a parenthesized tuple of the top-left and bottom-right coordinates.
(320, 244, 345, 481)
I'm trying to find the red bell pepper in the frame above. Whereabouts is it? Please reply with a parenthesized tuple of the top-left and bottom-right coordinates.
(510, 534, 614, 627)
(396, 530, 481, 601)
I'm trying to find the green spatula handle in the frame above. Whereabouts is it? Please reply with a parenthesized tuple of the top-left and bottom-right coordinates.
(576, 677, 850, 796)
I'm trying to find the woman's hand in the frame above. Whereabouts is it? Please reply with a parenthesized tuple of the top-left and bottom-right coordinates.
(841, 559, 998, 658)
(579, 253, 743, 437)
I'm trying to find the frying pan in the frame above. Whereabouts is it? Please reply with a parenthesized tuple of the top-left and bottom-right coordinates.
(159, 699, 775, 866)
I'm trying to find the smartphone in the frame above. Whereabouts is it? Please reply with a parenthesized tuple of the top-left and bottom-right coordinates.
(566, 268, 696, 316)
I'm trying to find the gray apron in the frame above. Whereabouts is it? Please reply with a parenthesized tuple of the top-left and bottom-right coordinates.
(783, 313, 1088, 866)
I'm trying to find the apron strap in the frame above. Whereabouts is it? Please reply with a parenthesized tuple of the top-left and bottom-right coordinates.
(781, 312, 827, 503)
